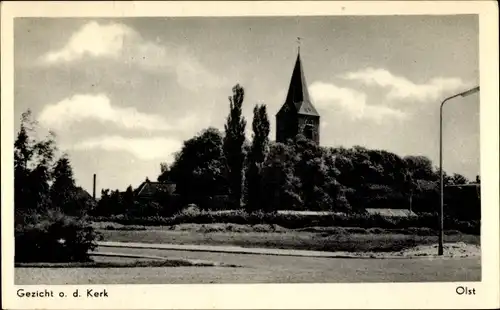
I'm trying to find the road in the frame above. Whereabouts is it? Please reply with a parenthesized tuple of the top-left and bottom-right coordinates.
(15, 245, 481, 284)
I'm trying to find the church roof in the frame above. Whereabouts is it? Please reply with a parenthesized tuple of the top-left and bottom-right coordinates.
(278, 52, 319, 117)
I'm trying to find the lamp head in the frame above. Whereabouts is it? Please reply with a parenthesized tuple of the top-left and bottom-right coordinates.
(460, 86, 480, 97)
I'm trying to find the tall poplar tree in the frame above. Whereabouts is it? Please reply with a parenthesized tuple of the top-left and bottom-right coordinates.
(223, 84, 247, 209)
(245, 104, 270, 212)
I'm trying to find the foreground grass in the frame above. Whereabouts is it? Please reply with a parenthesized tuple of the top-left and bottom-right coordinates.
(99, 227, 480, 253)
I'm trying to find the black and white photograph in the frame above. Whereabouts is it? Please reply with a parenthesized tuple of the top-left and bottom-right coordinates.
(2, 1, 499, 309)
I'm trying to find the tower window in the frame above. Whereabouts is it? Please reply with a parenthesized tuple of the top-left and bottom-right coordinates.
(304, 124, 314, 140)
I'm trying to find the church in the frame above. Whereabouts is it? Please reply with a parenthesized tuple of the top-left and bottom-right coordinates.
(276, 51, 320, 145)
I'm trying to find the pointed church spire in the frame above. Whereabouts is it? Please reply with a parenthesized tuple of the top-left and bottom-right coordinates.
(282, 49, 318, 116)
(276, 46, 321, 145)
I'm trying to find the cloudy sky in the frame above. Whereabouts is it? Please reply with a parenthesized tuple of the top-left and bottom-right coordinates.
(14, 16, 479, 196)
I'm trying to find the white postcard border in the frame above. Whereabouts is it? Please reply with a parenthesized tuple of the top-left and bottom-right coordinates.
(2, 1, 499, 309)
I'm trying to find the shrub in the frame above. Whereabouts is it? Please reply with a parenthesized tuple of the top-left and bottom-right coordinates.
(367, 227, 385, 234)
(15, 209, 100, 263)
(179, 204, 202, 216)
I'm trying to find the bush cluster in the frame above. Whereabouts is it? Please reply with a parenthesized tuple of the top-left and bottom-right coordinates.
(91, 209, 479, 235)
(15, 210, 100, 263)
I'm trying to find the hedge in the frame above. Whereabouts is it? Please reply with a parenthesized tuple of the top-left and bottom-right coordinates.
(90, 209, 479, 235)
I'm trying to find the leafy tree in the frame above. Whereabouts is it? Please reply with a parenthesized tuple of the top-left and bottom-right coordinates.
(50, 154, 78, 214)
(245, 104, 270, 212)
(14, 110, 57, 211)
(450, 173, 469, 185)
(293, 136, 332, 210)
(367, 149, 407, 187)
(261, 142, 302, 211)
(166, 127, 228, 208)
(123, 185, 135, 213)
(14, 111, 37, 213)
(92, 188, 123, 216)
(329, 146, 372, 189)
(321, 147, 351, 212)
(32, 131, 57, 210)
(403, 169, 415, 212)
(109, 190, 123, 214)
(158, 162, 171, 182)
(92, 189, 111, 216)
(329, 147, 355, 187)
(403, 155, 437, 181)
(27, 164, 52, 210)
(223, 84, 247, 208)
(160, 163, 169, 174)
(249, 104, 270, 163)
(442, 171, 455, 186)
(14, 110, 36, 170)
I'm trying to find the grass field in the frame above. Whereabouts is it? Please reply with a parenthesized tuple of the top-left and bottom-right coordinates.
(97, 223, 480, 253)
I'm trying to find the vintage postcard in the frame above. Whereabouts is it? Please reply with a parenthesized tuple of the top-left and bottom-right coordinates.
(1, 1, 499, 309)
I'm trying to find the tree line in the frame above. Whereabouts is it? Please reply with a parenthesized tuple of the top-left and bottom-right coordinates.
(152, 84, 479, 221)
(27, 84, 476, 221)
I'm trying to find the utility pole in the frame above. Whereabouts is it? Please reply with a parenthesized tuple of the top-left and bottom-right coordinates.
(93, 173, 96, 199)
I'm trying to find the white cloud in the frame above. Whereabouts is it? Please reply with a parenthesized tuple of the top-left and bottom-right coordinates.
(71, 136, 182, 161)
(341, 68, 469, 102)
(43, 22, 137, 63)
(38, 94, 173, 131)
(38, 93, 210, 136)
(309, 81, 407, 122)
(41, 21, 225, 90)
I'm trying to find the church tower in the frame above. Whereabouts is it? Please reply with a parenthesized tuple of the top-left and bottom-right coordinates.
(276, 51, 320, 144)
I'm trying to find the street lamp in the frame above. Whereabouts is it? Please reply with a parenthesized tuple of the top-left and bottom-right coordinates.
(439, 86, 480, 255)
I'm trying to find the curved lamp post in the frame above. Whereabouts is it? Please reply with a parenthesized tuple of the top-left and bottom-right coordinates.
(439, 86, 480, 255)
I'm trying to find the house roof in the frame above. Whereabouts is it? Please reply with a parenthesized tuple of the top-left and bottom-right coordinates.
(71, 186, 97, 205)
(445, 183, 480, 188)
(74, 186, 94, 201)
(365, 208, 417, 218)
(277, 52, 320, 117)
(134, 181, 176, 197)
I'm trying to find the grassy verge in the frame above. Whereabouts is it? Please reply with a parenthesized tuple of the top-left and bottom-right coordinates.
(92, 221, 466, 236)
(99, 228, 480, 253)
